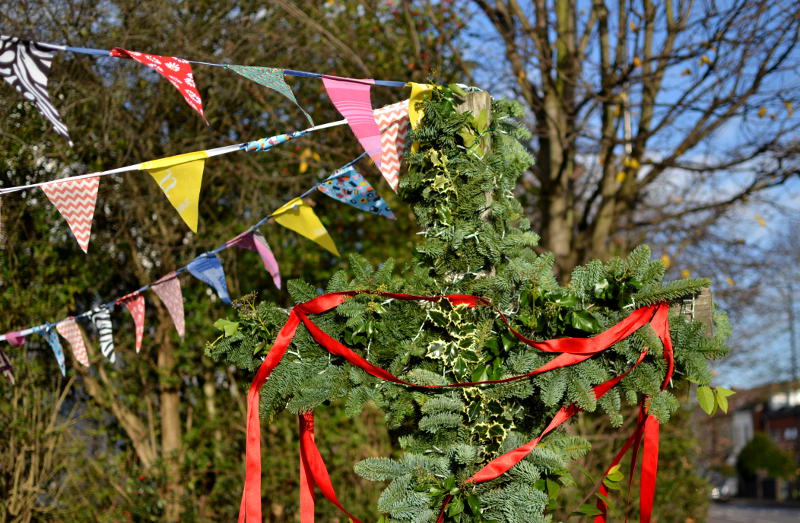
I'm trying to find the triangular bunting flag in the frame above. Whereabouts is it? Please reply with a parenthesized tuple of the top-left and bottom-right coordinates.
(40, 176, 99, 253)
(187, 255, 232, 305)
(408, 83, 435, 154)
(0, 347, 14, 385)
(152, 272, 185, 338)
(56, 317, 90, 367)
(120, 292, 145, 353)
(322, 76, 382, 170)
(226, 65, 313, 125)
(110, 48, 206, 121)
(0, 35, 72, 144)
(271, 198, 339, 256)
(4, 331, 25, 347)
(373, 100, 410, 192)
(37, 326, 66, 376)
(318, 166, 395, 219)
(141, 151, 208, 232)
(227, 231, 281, 289)
(408, 83, 434, 129)
(89, 305, 116, 363)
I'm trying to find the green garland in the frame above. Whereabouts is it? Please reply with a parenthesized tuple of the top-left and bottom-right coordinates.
(208, 86, 727, 522)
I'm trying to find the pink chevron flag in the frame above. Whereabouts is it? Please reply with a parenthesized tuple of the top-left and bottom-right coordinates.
(373, 100, 410, 191)
(121, 292, 146, 353)
(40, 176, 99, 253)
(56, 317, 90, 367)
(322, 76, 382, 170)
(152, 272, 185, 339)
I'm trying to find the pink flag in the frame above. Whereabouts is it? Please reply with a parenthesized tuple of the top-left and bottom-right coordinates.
(152, 272, 185, 338)
(374, 100, 410, 192)
(322, 76, 382, 170)
(40, 176, 99, 253)
(120, 292, 146, 353)
(5, 331, 25, 347)
(228, 231, 281, 289)
(56, 317, 90, 367)
(110, 48, 206, 122)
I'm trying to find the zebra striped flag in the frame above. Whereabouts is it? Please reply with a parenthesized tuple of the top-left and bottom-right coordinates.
(0, 35, 71, 145)
(90, 305, 116, 363)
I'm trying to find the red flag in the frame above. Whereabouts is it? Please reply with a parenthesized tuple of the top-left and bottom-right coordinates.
(40, 176, 99, 253)
(120, 292, 146, 353)
(110, 48, 206, 122)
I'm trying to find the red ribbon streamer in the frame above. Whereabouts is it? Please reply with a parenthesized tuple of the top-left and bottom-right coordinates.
(236, 290, 673, 522)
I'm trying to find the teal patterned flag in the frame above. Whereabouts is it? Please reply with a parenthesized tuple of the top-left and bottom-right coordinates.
(36, 325, 66, 376)
(226, 65, 313, 125)
(318, 166, 395, 219)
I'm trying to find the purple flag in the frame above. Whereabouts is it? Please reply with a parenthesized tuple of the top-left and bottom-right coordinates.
(227, 231, 281, 289)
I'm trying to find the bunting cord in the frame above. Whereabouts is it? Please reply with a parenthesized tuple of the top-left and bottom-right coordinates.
(0, 152, 367, 344)
(34, 41, 413, 87)
(0, 117, 351, 195)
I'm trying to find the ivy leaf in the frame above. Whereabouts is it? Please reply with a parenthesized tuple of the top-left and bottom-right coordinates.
(569, 310, 602, 333)
(715, 386, 735, 413)
(546, 478, 561, 498)
(466, 494, 481, 515)
(213, 318, 240, 337)
(574, 503, 603, 516)
(697, 385, 716, 415)
(473, 108, 489, 132)
(458, 127, 477, 148)
(606, 467, 624, 482)
(446, 496, 464, 516)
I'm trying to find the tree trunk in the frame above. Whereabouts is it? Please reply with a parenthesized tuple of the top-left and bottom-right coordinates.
(157, 319, 183, 521)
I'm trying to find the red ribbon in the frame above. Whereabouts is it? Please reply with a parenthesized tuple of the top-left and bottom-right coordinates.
(236, 290, 674, 522)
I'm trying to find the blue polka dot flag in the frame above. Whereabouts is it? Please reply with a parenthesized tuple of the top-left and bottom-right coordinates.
(317, 166, 395, 219)
(187, 254, 232, 305)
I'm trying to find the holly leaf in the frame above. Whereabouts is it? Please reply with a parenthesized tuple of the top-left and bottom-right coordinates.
(697, 385, 716, 415)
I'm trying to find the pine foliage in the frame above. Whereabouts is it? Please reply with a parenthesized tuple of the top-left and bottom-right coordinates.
(207, 86, 727, 521)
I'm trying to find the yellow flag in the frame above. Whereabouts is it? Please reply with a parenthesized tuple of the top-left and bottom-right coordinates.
(271, 198, 339, 256)
(142, 151, 208, 232)
(408, 83, 434, 130)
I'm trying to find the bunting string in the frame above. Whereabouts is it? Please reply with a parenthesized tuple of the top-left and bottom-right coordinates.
(33, 40, 414, 87)
(0, 118, 347, 196)
(0, 152, 370, 346)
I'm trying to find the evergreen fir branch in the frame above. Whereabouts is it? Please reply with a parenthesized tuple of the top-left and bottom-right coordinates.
(631, 278, 711, 306)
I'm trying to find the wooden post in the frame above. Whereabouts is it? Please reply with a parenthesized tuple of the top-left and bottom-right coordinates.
(457, 90, 492, 155)
(672, 286, 714, 338)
